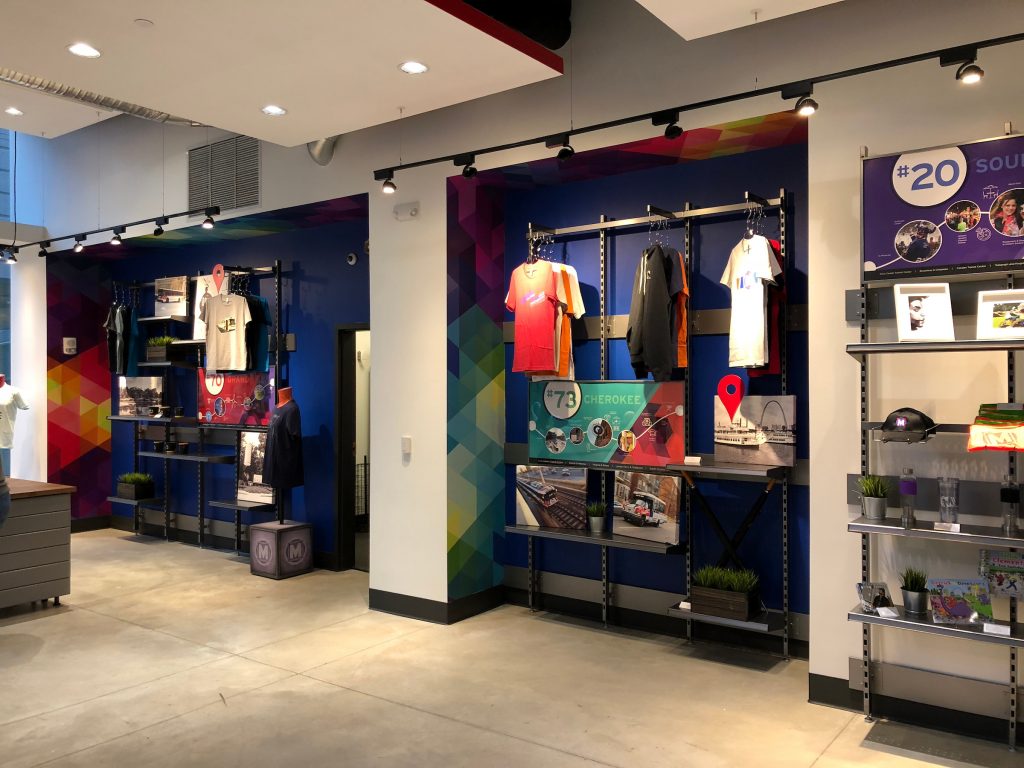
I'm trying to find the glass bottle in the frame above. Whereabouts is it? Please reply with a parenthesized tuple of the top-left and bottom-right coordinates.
(899, 468, 917, 529)
(1001, 475, 1019, 536)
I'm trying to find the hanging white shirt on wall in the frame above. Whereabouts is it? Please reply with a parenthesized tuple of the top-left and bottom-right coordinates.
(205, 293, 253, 372)
(0, 385, 29, 449)
(720, 235, 783, 368)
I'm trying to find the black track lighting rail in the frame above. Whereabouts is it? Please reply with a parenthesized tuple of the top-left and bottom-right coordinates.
(373, 32, 1024, 185)
(16, 206, 221, 255)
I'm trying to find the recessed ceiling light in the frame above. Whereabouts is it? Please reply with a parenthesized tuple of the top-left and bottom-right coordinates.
(4, 107, 23, 116)
(262, 104, 287, 116)
(68, 42, 101, 58)
(399, 61, 429, 75)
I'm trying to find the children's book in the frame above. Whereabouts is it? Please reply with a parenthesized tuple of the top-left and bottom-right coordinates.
(979, 549, 1024, 597)
(927, 578, 993, 625)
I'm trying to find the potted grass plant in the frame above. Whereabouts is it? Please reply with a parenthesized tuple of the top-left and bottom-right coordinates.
(587, 502, 606, 535)
(116, 472, 155, 501)
(899, 566, 929, 616)
(690, 565, 760, 621)
(145, 336, 178, 362)
(858, 475, 889, 520)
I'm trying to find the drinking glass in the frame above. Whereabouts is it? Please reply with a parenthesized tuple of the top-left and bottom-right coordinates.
(937, 477, 959, 524)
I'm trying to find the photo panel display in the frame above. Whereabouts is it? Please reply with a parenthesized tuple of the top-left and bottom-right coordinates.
(237, 430, 273, 505)
(514, 465, 588, 531)
(612, 471, 681, 545)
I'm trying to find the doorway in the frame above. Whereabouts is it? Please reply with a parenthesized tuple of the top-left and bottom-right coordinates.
(336, 324, 370, 572)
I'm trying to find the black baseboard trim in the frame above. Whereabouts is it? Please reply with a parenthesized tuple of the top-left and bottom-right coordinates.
(314, 551, 341, 571)
(110, 515, 133, 532)
(808, 673, 1018, 743)
(448, 585, 506, 624)
(809, 673, 861, 711)
(71, 515, 111, 533)
(505, 588, 808, 658)
(369, 585, 506, 625)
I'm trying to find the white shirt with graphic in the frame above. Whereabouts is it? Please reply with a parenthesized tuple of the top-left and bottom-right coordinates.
(720, 235, 782, 368)
(0, 385, 29, 449)
(205, 294, 253, 372)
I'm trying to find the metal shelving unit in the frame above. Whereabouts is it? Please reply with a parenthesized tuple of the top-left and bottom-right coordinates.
(508, 191, 791, 644)
(110, 261, 287, 550)
(669, 601, 786, 634)
(851, 271, 1020, 749)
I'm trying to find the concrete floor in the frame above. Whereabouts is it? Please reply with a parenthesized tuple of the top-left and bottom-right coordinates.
(0, 530, 1011, 767)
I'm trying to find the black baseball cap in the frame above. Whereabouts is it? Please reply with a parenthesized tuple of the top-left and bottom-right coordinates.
(879, 408, 937, 443)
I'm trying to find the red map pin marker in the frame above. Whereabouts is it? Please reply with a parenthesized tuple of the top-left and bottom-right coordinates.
(212, 263, 225, 293)
(717, 374, 744, 421)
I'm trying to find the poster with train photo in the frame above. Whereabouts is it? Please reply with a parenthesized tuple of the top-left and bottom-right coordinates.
(514, 465, 588, 531)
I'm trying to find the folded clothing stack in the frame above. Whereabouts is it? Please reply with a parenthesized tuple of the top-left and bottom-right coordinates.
(968, 403, 1024, 452)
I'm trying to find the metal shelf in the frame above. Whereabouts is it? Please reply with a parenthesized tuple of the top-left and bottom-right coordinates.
(137, 316, 188, 324)
(137, 360, 197, 370)
(847, 339, 1024, 356)
(504, 524, 684, 554)
(209, 498, 275, 512)
(667, 459, 788, 481)
(108, 415, 198, 425)
(171, 339, 204, 346)
(668, 601, 785, 634)
(137, 450, 234, 464)
(107, 496, 164, 508)
(849, 515, 1024, 548)
(848, 605, 1024, 648)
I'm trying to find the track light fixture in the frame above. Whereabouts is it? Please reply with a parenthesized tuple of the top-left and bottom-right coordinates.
(201, 206, 218, 229)
(454, 154, 477, 178)
(153, 217, 168, 236)
(940, 45, 984, 85)
(652, 109, 683, 140)
(5, 247, 17, 264)
(38, 241, 50, 257)
(110, 226, 125, 246)
(795, 96, 818, 117)
(956, 61, 984, 84)
(781, 81, 818, 117)
(375, 169, 397, 194)
(73, 235, 85, 253)
(546, 134, 574, 162)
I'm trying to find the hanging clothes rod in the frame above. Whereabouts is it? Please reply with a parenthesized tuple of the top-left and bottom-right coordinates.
(526, 189, 784, 239)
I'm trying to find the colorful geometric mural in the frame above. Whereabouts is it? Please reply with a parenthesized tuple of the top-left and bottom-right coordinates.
(446, 179, 507, 600)
(47, 259, 113, 519)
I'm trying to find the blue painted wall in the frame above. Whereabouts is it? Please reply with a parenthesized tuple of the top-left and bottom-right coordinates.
(108, 218, 369, 557)
(501, 143, 810, 613)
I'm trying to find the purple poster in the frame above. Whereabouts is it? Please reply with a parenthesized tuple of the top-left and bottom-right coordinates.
(863, 134, 1024, 279)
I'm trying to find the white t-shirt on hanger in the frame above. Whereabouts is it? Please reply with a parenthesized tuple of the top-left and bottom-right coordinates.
(720, 235, 782, 368)
(0, 385, 29, 449)
(205, 293, 253, 372)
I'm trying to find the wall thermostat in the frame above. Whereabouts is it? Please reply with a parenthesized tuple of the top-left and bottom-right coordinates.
(393, 201, 420, 221)
(62, 337, 77, 355)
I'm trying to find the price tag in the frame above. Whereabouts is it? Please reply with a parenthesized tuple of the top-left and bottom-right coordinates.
(876, 607, 899, 618)
(891, 147, 967, 207)
(983, 622, 1011, 636)
(542, 381, 582, 420)
(933, 522, 961, 533)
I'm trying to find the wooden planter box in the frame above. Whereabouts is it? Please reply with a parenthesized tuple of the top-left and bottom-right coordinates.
(690, 585, 759, 621)
(117, 482, 155, 500)
(145, 346, 171, 362)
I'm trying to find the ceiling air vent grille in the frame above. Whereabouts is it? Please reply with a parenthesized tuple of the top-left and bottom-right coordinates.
(188, 135, 260, 213)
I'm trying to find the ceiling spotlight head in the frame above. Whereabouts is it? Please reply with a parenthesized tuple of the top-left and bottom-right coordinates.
(4, 107, 23, 117)
(38, 241, 50, 257)
(381, 179, 397, 194)
(956, 62, 984, 85)
(68, 42, 101, 58)
(201, 208, 217, 229)
(399, 61, 429, 75)
(201, 217, 215, 229)
(6, 248, 17, 264)
(73, 235, 85, 253)
(262, 104, 287, 116)
(153, 225, 164, 236)
(153, 217, 168, 236)
(557, 143, 575, 162)
(795, 96, 818, 117)
(664, 123, 683, 140)
(462, 164, 478, 178)
(110, 234, 122, 246)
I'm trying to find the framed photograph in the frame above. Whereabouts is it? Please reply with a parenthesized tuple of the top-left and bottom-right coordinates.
(976, 289, 1024, 339)
(514, 465, 587, 530)
(117, 376, 163, 416)
(893, 283, 954, 342)
(154, 276, 189, 318)
(611, 471, 681, 545)
(713, 394, 796, 467)
(237, 431, 273, 504)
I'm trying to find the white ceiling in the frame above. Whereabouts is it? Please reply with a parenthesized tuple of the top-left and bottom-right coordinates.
(0, 0, 562, 146)
(634, 0, 844, 40)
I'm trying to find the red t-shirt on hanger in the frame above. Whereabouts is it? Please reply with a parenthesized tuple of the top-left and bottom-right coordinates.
(506, 261, 559, 374)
